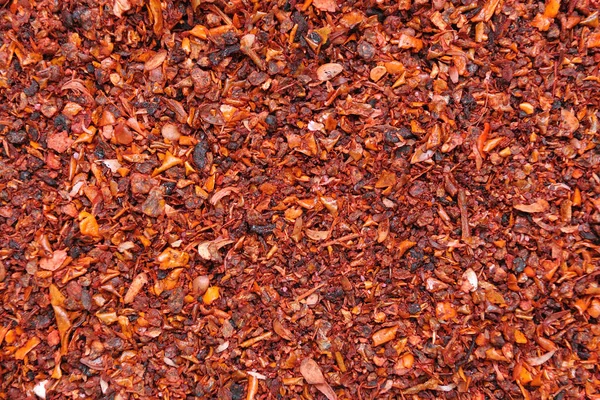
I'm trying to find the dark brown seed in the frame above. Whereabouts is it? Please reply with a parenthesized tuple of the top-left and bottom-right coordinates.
(192, 141, 208, 169)
(357, 41, 375, 60)
(7, 130, 28, 145)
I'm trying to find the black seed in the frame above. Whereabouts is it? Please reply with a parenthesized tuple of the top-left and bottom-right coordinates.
(192, 142, 208, 169)
(384, 130, 400, 144)
(513, 257, 526, 273)
(398, 127, 417, 140)
(7, 130, 28, 145)
(250, 224, 275, 235)
(19, 171, 32, 181)
(408, 303, 421, 314)
(23, 80, 39, 97)
(308, 31, 322, 44)
(40, 175, 58, 187)
(357, 41, 375, 60)
(163, 182, 176, 195)
(94, 146, 105, 159)
(265, 114, 277, 126)
(54, 114, 70, 132)
(222, 44, 240, 57)
(69, 246, 82, 258)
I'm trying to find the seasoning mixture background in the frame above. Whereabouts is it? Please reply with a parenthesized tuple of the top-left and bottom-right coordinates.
(0, 0, 599, 399)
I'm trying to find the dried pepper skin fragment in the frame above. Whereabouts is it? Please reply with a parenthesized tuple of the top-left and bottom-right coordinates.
(141, 187, 165, 217)
(78, 211, 100, 237)
(1, 0, 599, 398)
(372, 326, 398, 346)
(202, 286, 220, 305)
(157, 248, 189, 269)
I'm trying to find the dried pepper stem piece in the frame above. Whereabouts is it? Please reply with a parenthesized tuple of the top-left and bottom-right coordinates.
(246, 375, 258, 400)
(240, 332, 273, 348)
(458, 189, 470, 240)
(240, 34, 264, 70)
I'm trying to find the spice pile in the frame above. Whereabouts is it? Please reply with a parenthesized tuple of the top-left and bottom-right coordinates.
(1, 0, 600, 398)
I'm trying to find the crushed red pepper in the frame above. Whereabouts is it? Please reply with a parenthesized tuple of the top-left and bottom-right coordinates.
(1, 0, 600, 399)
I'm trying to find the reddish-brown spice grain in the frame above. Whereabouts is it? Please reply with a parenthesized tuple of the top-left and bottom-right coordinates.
(1, 0, 600, 399)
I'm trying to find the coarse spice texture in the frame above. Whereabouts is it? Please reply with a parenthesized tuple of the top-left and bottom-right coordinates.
(1, 0, 600, 399)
